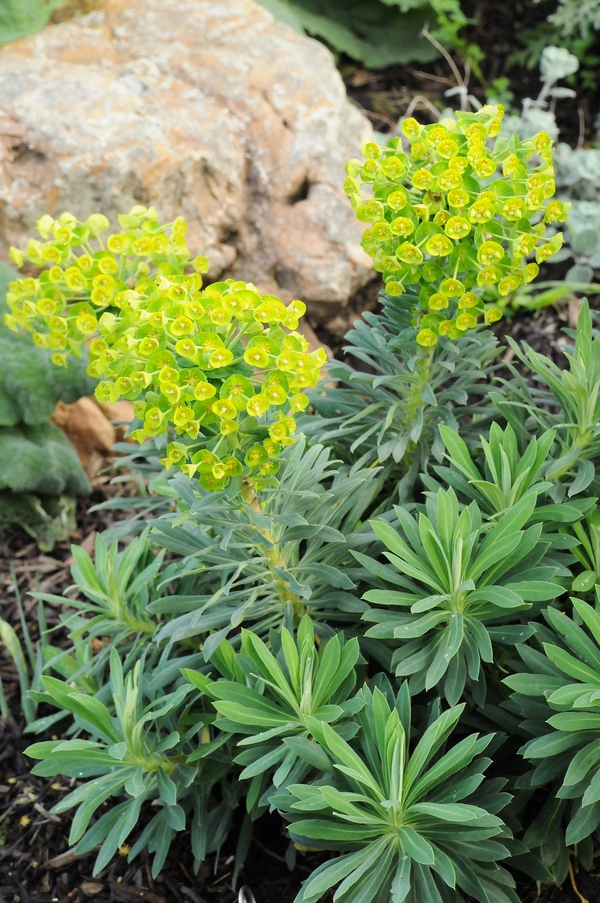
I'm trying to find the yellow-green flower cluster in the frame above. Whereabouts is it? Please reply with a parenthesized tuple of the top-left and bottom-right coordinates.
(4, 207, 324, 491)
(344, 105, 569, 346)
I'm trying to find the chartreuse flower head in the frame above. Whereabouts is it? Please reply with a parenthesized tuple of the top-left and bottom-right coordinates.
(345, 105, 567, 345)
(4, 207, 324, 492)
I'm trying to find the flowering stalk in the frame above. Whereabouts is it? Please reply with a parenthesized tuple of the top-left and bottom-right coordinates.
(344, 103, 568, 346)
(4, 207, 325, 492)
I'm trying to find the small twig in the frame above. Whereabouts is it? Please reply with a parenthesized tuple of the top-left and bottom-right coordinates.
(398, 95, 443, 131)
(33, 802, 61, 823)
(569, 862, 589, 903)
(43, 845, 98, 869)
(463, 61, 471, 90)
(420, 25, 465, 94)
(577, 106, 586, 149)
(252, 835, 288, 864)
(409, 69, 454, 86)
(209, 871, 232, 887)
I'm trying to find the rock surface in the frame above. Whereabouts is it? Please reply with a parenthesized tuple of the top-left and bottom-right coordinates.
(0, 0, 375, 319)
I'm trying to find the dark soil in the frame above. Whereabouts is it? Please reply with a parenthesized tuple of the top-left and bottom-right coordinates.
(0, 710, 306, 903)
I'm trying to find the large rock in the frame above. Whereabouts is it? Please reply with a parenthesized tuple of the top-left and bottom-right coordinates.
(0, 0, 375, 320)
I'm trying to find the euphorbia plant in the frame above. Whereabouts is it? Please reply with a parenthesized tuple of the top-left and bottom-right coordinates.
(7, 103, 595, 903)
(306, 104, 567, 491)
(4, 207, 325, 492)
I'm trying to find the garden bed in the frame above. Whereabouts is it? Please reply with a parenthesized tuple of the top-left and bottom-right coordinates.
(3, 2, 600, 902)
(1, 297, 599, 903)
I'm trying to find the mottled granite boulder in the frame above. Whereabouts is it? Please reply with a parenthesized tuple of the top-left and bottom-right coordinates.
(0, 0, 375, 316)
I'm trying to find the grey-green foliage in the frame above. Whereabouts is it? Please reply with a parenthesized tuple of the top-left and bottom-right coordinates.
(0, 330, 97, 425)
(34, 531, 160, 640)
(427, 419, 596, 522)
(532, 49, 600, 283)
(20, 444, 382, 878)
(498, 48, 600, 286)
(273, 685, 519, 903)
(256, 0, 462, 68)
(537, 0, 600, 41)
(184, 617, 363, 815)
(0, 423, 90, 496)
(149, 439, 384, 657)
(358, 490, 563, 706)
(496, 301, 600, 498)
(504, 593, 600, 882)
(568, 508, 600, 596)
(0, 0, 66, 45)
(25, 528, 206, 737)
(501, 46, 579, 144)
(508, 2, 600, 75)
(302, 287, 499, 500)
(428, 424, 558, 518)
(18, 300, 600, 895)
(27, 648, 234, 879)
(551, 144, 600, 283)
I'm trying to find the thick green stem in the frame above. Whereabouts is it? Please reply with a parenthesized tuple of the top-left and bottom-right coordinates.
(240, 480, 305, 621)
(399, 349, 433, 472)
(550, 431, 594, 483)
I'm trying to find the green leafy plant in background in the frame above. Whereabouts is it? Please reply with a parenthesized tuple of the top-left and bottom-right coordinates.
(501, 46, 580, 143)
(535, 0, 600, 43)
(507, 4, 600, 91)
(0, 423, 89, 497)
(0, 0, 66, 45)
(256, 0, 475, 69)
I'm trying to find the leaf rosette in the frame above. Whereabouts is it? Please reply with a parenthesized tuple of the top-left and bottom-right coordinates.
(274, 685, 519, 903)
(358, 490, 564, 704)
